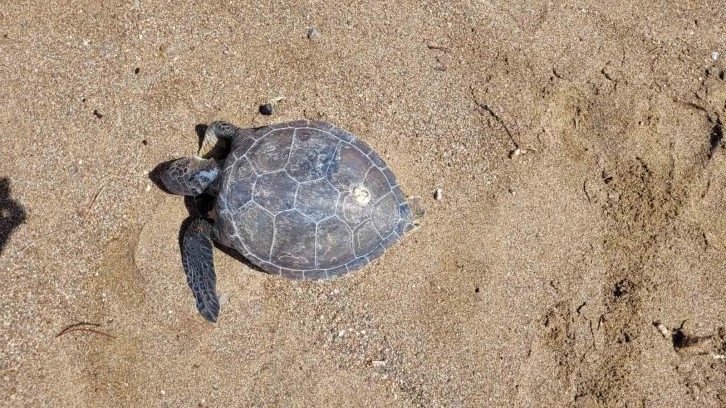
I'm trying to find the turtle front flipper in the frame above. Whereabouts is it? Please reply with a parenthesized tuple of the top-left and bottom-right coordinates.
(182, 218, 220, 322)
(199, 121, 239, 157)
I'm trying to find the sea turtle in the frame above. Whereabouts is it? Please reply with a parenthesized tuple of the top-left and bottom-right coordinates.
(160, 120, 422, 322)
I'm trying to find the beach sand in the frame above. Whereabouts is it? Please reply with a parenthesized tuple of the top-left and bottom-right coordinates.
(1, 1, 725, 406)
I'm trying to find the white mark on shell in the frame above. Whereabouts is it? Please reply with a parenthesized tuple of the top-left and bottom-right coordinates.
(278, 252, 309, 264)
(352, 186, 371, 206)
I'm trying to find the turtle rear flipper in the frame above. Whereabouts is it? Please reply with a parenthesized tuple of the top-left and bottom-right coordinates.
(408, 196, 425, 231)
(182, 219, 219, 322)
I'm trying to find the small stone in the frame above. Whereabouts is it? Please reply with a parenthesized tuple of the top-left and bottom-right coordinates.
(307, 27, 320, 40)
(145, 184, 151, 192)
(160, 390, 166, 396)
(219, 293, 229, 306)
(372, 360, 386, 367)
(333, 288, 340, 295)
(653, 321, 671, 338)
(259, 103, 274, 116)
(712, 51, 720, 61)
(508, 187, 516, 196)
(434, 188, 443, 201)
(338, 329, 346, 338)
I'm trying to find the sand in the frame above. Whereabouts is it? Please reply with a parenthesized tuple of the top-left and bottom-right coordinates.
(1, 1, 725, 406)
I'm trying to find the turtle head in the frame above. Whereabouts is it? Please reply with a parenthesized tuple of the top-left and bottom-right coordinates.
(160, 157, 221, 196)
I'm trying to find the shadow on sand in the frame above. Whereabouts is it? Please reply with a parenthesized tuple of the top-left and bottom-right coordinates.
(0, 178, 27, 255)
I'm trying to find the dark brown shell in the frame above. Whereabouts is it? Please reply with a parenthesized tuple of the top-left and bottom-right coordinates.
(214, 120, 414, 280)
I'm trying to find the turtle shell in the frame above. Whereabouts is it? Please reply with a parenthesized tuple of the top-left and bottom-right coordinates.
(214, 120, 415, 280)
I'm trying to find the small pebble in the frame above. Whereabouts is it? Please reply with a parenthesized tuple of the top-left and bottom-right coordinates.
(338, 329, 346, 338)
(654, 321, 671, 338)
(145, 184, 151, 192)
(259, 103, 274, 116)
(372, 360, 387, 367)
(712, 51, 720, 61)
(307, 27, 320, 40)
(161, 390, 166, 396)
(434, 188, 443, 201)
